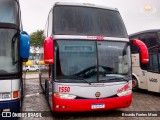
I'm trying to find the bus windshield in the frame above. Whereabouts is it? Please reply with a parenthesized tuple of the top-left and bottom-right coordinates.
(55, 40, 131, 83)
(0, 0, 18, 24)
(54, 6, 127, 38)
(0, 29, 18, 75)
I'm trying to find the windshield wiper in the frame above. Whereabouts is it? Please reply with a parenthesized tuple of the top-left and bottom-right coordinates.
(59, 76, 91, 85)
(100, 77, 129, 82)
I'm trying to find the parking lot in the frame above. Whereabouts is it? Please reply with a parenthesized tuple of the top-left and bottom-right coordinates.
(21, 73, 160, 120)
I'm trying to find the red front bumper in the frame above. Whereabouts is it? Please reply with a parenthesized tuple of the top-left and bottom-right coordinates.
(52, 94, 132, 112)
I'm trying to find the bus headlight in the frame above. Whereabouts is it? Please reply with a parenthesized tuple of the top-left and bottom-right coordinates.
(54, 93, 76, 99)
(2, 92, 11, 99)
(117, 89, 132, 97)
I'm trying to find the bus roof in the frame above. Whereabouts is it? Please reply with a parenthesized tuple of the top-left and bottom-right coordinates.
(129, 29, 160, 37)
(54, 2, 118, 12)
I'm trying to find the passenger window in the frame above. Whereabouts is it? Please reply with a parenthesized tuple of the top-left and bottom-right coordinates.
(148, 53, 159, 72)
(139, 34, 148, 47)
(140, 33, 158, 48)
(131, 44, 139, 54)
(147, 33, 159, 48)
(130, 35, 140, 53)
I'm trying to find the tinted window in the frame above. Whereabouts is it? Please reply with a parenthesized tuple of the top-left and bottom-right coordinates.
(0, 0, 18, 24)
(148, 53, 159, 72)
(54, 6, 127, 38)
(130, 35, 140, 53)
(148, 47, 159, 72)
(140, 33, 158, 48)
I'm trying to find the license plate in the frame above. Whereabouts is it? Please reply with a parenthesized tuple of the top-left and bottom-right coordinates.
(91, 104, 105, 109)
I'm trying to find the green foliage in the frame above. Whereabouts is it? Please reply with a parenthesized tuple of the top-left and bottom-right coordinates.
(30, 30, 45, 47)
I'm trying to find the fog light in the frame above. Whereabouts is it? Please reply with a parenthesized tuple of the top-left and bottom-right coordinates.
(62, 106, 66, 109)
(56, 105, 60, 108)
(3, 109, 10, 112)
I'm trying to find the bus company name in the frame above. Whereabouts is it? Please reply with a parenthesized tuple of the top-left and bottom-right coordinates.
(87, 36, 104, 40)
(117, 83, 130, 93)
(149, 78, 157, 83)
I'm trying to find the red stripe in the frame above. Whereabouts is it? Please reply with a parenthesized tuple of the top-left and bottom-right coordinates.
(52, 94, 132, 112)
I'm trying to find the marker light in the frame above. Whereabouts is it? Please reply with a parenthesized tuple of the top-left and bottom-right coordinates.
(13, 91, 19, 98)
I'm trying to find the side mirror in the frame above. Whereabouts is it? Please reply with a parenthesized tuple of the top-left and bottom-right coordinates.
(20, 31, 30, 62)
(131, 39, 149, 64)
(44, 37, 54, 64)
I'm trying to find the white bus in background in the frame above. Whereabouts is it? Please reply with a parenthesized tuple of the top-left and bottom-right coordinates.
(130, 29, 160, 92)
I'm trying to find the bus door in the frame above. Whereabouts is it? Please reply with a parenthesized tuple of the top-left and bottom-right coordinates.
(147, 47, 160, 92)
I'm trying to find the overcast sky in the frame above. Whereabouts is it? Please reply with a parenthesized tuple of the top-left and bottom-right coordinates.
(19, 0, 160, 35)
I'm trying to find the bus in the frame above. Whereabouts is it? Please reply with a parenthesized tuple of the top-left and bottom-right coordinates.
(39, 2, 148, 112)
(130, 29, 160, 92)
(0, 0, 30, 114)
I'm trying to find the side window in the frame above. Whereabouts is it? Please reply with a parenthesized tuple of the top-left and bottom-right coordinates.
(148, 48, 159, 72)
(139, 34, 148, 47)
(140, 33, 158, 48)
(48, 11, 53, 36)
(147, 33, 159, 48)
(130, 35, 140, 53)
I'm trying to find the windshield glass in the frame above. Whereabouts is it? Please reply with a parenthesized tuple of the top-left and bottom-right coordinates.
(54, 6, 127, 38)
(97, 41, 131, 81)
(0, 29, 19, 75)
(0, 0, 18, 24)
(56, 40, 97, 83)
(55, 40, 131, 83)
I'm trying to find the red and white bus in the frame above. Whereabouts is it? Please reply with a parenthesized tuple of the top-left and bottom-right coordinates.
(39, 2, 148, 112)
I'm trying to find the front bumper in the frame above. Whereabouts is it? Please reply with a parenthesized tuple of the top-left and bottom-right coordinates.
(0, 99, 20, 114)
(52, 93, 132, 112)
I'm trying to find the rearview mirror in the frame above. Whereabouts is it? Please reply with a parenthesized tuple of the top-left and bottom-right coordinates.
(131, 39, 149, 64)
(20, 31, 30, 62)
(44, 37, 54, 64)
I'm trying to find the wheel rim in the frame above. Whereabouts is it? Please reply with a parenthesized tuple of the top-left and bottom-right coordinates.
(132, 79, 137, 87)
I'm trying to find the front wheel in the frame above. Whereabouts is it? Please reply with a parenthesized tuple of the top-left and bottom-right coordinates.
(132, 77, 138, 91)
(45, 80, 49, 102)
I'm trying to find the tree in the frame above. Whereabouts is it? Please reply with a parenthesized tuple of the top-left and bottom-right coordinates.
(30, 30, 45, 47)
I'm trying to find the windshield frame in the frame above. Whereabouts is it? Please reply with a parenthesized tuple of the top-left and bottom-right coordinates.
(54, 39, 131, 83)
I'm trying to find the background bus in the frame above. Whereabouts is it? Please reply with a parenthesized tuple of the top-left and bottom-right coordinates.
(39, 2, 148, 112)
(0, 0, 30, 114)
(130, 29, 160, 92)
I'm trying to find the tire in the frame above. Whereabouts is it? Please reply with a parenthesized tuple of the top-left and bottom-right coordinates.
(36, 69, 39, 72)
(132, 77, 138, 91)
(45, 80, 49, 102)
(26, 69, 29, 72)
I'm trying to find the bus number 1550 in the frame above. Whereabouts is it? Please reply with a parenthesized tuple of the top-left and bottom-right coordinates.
(59, 86, 70, 93)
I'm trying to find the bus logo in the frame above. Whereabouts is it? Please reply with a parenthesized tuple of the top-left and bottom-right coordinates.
(95, 92, 101, 97)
